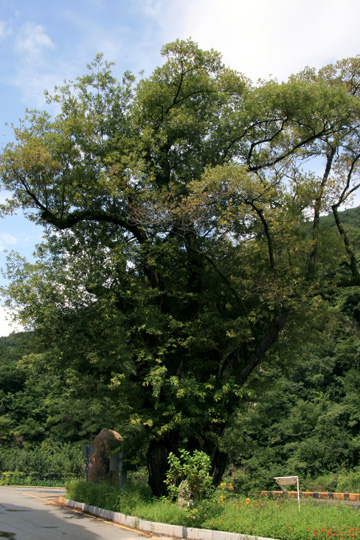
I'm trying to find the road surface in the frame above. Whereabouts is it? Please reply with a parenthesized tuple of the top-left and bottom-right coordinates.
(0, 487, 153, 540)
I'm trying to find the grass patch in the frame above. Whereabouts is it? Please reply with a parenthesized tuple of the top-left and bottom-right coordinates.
(66, 479, 360, 539)
(203, 496, 360, 539)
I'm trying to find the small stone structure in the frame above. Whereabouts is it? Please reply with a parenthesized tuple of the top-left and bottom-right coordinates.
(88, 428, 123, 485)
(177, 480, 193, 507)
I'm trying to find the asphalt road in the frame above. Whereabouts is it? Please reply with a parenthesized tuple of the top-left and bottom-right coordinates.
(0, 487, 152, 540)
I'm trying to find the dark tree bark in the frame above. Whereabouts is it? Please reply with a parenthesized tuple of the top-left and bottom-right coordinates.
(147, 440, 171, 496)
(210, 446, 228, 486)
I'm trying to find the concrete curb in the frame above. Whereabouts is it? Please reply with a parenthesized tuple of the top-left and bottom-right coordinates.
(58, 497, 275, 540)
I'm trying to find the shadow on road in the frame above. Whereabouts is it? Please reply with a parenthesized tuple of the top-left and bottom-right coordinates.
(0, 501, 104, 540)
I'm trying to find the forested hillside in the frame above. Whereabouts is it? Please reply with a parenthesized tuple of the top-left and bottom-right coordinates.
(0, 331, 111, 445)
(220, 206, 360, 490)
(224, 289, 360, 490)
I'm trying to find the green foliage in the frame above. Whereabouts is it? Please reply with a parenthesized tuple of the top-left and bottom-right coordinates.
(0, 443, 83, 485)
(221, 283, 360, 492)
(2, 42, 360, 494)
(66, 480, 125, 512)
(302, 470, 360, 493)
(0, 329, 122, 448)
(165, 449, 213, 503)
(66, 479, 360, 539)
(336, 470, 360, 493)
(116, 478, 154, 515)
(202, 497, 360, 540)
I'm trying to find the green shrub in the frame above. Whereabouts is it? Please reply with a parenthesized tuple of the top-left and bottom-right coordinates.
(0, 471, 26, 485)
(0, 443, 83, 485)
(165, 449, 213, 503)
(303, 473, 338, 492)
(301, 470, 360, 493)
(66, 480, 123, 511)
(116, 478, 153, 515)
(336, 469, 360, 493)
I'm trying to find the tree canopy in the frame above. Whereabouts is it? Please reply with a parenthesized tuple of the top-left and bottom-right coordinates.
(1, 40, 360, 495)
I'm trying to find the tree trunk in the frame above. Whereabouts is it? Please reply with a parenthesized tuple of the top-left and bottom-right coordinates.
(210, 446, 228, 486)
(147, 440, 170, 496)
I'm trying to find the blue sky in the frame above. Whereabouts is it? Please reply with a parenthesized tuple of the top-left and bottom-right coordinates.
(1, 0, 360, 335)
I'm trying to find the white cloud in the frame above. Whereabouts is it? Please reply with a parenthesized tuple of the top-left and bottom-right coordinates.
(131, 0, 188, 43)
(15, 22, 55, 61)
(12, 68, 65, 109)
(0, 232, 17, 251)
(0, 191, 11, 204)
(0, 20, 12, 41)
(0, 20, 6, 39)
(153, 0, 360, 82)
(8, 21, 59, 107)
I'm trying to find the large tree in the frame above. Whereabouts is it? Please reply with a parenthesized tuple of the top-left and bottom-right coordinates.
(1, 41, 360, 495)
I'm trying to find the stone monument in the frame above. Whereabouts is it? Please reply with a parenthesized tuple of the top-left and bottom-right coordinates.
(88, 428, 123, 485)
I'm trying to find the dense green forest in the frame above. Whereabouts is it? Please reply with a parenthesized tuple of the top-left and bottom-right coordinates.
(1, 41, 360, 494)
(222, 207, 360, 490)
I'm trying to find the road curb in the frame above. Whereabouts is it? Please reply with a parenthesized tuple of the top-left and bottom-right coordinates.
(58, 497, 275, 540)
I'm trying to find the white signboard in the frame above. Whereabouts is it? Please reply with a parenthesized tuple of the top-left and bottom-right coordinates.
(274, 476, 300, 511)
(274, 476, 297, 486)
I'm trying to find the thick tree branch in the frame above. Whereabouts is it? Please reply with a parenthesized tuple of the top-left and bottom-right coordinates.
(247, 201, 276, 272)
(331, 155, 360, 283)
(40, 208, 147, 244)
(306, 147, 336, 279)
(332, 204, 360, 283)
(248, 127, 331, 172)
(236, 312, 288, 386)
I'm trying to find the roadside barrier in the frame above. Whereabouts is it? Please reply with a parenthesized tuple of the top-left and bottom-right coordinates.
(260, 491, 360, 501)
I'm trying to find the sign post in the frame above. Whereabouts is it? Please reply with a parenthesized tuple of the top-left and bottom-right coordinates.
(82, 444, 94, 483)
(274, 476, 300, 511)
(110, 450, 127, 489)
